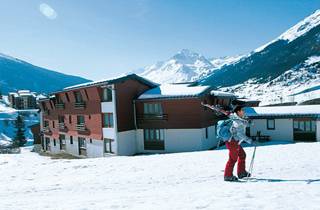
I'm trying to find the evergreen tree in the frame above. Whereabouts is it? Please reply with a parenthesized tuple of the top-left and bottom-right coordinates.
(13, 115, 26, 147)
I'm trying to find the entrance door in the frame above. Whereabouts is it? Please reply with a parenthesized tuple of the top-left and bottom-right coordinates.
(293, 119, 316, 142)
(104, 138, 114, 153)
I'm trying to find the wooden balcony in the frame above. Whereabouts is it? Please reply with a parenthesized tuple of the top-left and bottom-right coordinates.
(55, 103, 65, 109)
(42, 127, 52, 135)
(76, 124, 90, 135)
(74, 102, 86, 109)
(58, 123, 68, 132)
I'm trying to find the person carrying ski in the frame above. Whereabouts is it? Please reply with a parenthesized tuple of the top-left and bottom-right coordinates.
(224, 105, 252, 182)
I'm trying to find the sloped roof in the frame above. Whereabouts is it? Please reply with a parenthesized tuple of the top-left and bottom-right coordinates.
(63, 74, 158, 91)
(138, 84, 213, 100)
(245, 105, 320, 118)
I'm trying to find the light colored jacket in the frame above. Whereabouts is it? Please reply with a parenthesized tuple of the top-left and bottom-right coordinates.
(229, 113, 252, 144)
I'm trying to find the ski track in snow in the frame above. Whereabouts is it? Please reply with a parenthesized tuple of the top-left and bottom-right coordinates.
(0, 143, 319, 210)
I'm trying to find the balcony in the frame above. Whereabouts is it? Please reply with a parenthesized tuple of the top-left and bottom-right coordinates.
(74, 102, 86, 109)
(42, 127, 52, 135)
(137, 114, 168, 121)
(55, 103, 65, 109)
(58, 123, 68, 132)
(76, 124, 90, 135)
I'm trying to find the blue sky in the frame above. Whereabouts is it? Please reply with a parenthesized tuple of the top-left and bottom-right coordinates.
(0, 0, 319, 80)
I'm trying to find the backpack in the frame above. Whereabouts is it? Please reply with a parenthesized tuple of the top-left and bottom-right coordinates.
(216, 119, 233, 142)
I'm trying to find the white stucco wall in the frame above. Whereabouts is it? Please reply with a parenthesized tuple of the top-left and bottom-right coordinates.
(65, 136, 79, 156)
(49, 138, 61, 154)
(86, 139, 104, 158)
(317, 121, 320, 142)
(136, 127, 216, 154)
(101, 102, 115, 113)
(201, 125, 218, 150)
(250, 119, 294, 141)
(117, 130, 136, 155)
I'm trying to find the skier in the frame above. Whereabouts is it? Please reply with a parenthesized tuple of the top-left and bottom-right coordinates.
(224, 105, 253, 182)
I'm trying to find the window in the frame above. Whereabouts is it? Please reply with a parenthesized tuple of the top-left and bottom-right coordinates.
(143, 103, 163, 114)
(74, 91, 83, 103)
(53, 139, 56, 146)
(70, 136, 73, 144)
(69, 115, 72, 124)
(205, 127, 208, 139)
(58, 116, 64, 123)
(44, 120, 49, 127)
(104, 138, 114, 153)
(77, 115, 85, 125)
(52, 121, 55, 128)
(267, 119, 275, 130)
(56, 94, 63, 103)
(102, 88, 112, 102)
(78, 137, 86, 149)
(294, 120, 316, 132)
(144, 129, 164, 141)
(103, 113, 114, 128)
(90, 139, 93, 143)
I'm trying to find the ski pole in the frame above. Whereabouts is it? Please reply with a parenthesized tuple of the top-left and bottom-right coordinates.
(247, 144, 257, 180)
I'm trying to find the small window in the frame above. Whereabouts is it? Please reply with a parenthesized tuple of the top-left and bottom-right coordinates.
(52, 121, 55, 128)
(58, 116, 64, 123)
(74, 91, 83, 103)
(69, 115, 72, 124)
(70, 136, 73, 144)
(77, 115, 85, 125)
(53, 139, 56, 146)
(104, 138, 114, 153)
(267, 119, 275, 130)
(90, 139, 93, 143)
(103, 113, 114, 128)
(102, 88, 112, 102)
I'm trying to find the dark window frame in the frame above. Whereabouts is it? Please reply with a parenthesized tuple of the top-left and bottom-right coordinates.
(267, 119, 275, 130)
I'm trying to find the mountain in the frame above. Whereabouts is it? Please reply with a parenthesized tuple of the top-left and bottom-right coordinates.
(194, 10, 320, 103)
(0, 53, 91, 94)
(139, 49, 242, 84)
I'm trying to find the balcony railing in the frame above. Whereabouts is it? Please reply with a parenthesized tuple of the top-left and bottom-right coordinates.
(76, 124, 86, 131)
(137, 114, 168, 121)
(58, 123, 68, 132)
(74, 102, 86, 109)
(55, 103, 65, 109)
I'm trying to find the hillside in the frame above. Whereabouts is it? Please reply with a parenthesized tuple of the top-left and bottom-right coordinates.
(0, 142, 319, 209)
(0, 53, 91, 94)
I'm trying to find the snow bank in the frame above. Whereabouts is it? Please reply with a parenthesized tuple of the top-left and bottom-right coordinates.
(0, 142, 319, 210)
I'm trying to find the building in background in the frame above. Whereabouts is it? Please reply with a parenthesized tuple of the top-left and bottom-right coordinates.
(9, 90, 37, 110)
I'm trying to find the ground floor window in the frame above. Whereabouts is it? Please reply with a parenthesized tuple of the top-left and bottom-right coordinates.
(293, 119, 316, 142)
(59, 134, 66, 150)
(143, 129, 165, 150)
(70, 136, 73, 144)
(78, 137, 86, 149)
(53, 139, 56, 146)
(267, 119, 275, 130)
(45, 137, 50, 151)
(104, 138, 114, 153)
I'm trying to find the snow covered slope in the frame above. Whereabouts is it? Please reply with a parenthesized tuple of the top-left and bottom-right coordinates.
(139, 49, 242, 84)
(196, 10, 320, 104)
(0, 142, 319, 210)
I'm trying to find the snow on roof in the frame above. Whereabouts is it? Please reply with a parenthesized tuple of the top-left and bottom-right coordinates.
(244, 105, 320, 117)
(138, 84, 212, 100)
(210, 90, 236, 97)
(63, 73, 157, 91)
(0, 102, 16, 113)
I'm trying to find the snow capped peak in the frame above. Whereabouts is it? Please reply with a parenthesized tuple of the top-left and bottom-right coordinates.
(279, 9, 320, 42)
(171, 49, 207, 64)
(255, 10, 320, 52)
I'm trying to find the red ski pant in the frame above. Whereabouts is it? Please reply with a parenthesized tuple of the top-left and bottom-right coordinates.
(224, 140, 246, 177)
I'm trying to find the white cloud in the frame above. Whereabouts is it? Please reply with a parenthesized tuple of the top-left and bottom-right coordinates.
(39, 3, 57, 20)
